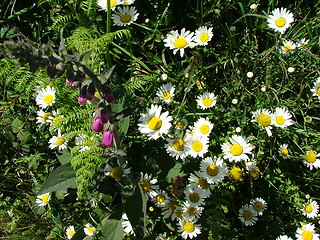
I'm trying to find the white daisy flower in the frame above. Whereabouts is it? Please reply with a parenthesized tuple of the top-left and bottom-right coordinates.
(302, 150, 320, 170)
(279, 144, 290, 158)
(221, 135, 253, 162)
(120, 0, 134, 5)
(49, 131, 68, 151)
(165, 133, 188, 160)
(156, 233, 170, 240)
(84, 223, 95, 236)
(139, 172, 159, 199)
(200, 156, 227, 184)
(97, 0, 120, 11)
(35, 85, 56, 109)
(105, 163, 131, 180)
(271, 107, 293, 128)
(192, 117, 213, 137)
(178, 217, 202, 239)
(298, 38, 309, 47)
(251, 109, 273, 136)
(184, 134, 209, 158)
(295, 223, 320, 240)
(172, 207, 186, 221)
(301, 199, 319, 218)
(138, 104, 172, 140)
(310, 77, 320, 99)
(267, 7, 294, 34)
(276, 235, 294, 240)
(161, 200, 178, 220)
(182, 202, 203, 219)
(184, 183, 207, 207)
(156, 83, 175, 103)
(238, 204, 258, 226)
(36, 109, 52, 125)
(176, 118, 188, 131)
(188, 171, 211, 198)
(250, 197, 267, 216)
(193, 26, 213, 46)
(48, 109, 64, 129)
(152, 190, 170, 207)
(121, 213, 135, 235)
(75, 134, 93, 153)
(196, 91, 217, 109)
(280, 40, 296, 55)
(164, 28, 195, 57)
(111, 6, 139, 26)
(36, 192, 50, 207)
(66, 226, 75, 240)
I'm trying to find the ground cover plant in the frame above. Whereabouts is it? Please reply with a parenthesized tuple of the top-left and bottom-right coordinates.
(0, 0, 319, 239)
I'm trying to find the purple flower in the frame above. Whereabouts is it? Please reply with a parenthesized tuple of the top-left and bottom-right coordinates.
(92, 118, 104, 132)
(98, 108, 109, 123)
(101, 131, 114, 147)
(78, 96, 87, 104)
(104, 92, 115, 103)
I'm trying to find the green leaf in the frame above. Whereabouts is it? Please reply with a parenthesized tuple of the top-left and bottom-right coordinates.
(166, 162, 183, 182)
(56, 149, 71, 164)
(38, 163, 77, 195)
(101, 211, 124, 240)
(11, 117, 23, 133)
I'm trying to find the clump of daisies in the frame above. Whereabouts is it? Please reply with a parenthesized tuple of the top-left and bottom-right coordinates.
(238, 198, 267, 226)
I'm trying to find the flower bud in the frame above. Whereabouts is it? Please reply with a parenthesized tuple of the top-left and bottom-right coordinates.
(98, 108, 109, 123)
(92, 118, 104, 132)
(101, 131, 114, 147)
(65, 79, 72, 86)
(78, 96, 87, 104)
(104, 92, 115, 103)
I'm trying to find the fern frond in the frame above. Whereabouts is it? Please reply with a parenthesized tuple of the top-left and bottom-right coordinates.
(51, 13, 77, 31)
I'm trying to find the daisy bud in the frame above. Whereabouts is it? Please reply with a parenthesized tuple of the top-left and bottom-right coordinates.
(161, 73, 168, 80)
(246, 72, 254, 78)
(232, 99, 238, 104)
(78, 96, 87, 104)
(101, 131, 114, 147)
(288, 67, 295, 73)
(92, 119, 104, 132)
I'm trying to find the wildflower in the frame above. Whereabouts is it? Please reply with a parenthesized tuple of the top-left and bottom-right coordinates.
(176, 118, 188, 131)
(120, 0, 134, 5)
(251, 109, 273, 136)
(310, 77, 320, 99)
(229, 167, 243, 181)
(196, 91, 217, 109)
(78, 96, 87, 104)
(250, 197, 267, 216)
(75, 134, 93, 153)
(246, 72, 254, 78)
(49, 131, 68, 150)
(48, 109, 64, 128)
(35, 85, 56, 109)
(97, 0, 120, 11)
(156, 233, 170, 240)
(84, 224, 95, 236)
(36, 110, 52, 125)
(165, 134, 188, 160)
(66, 226, 75, 239)
(188, 171, 211, 198)
(267, 7, 294, 34)
(184, 134, 209, 158)
(295, 223, 320, 240)
(182, 202, 203, 219)
(250, 4, 258, 10)
(246, 161, 260, 179)
(192, 26, 213, 46)
(164, 28, 195, 57)
(184, 183, 207, 207)
(178, 217, 202, 239)
(112, 6, 139, 26)
(92, 118, 104, 132)
(271, 107, 293, 128)
(162, 200, 178, 220)
(280, 40, 296, 55)
(279, 144, 290, 158)
(138, 104, 172, 140)
(36, 193, 50, 207)
(301, 199, 319, 219)
(199, 156, 227, 184)
(298, 38, 309, 47)
(288, 67, 295, 72)
(261, 85, 267, 92)
(139, 173, 159, 199)
(101, 130, 114, 147)
(192, 117, 213, 137)
(156, 83, 175, 103)
(238, 204, 258, 226)
(121, 213, 135, 235)
(232, 99, 238, 104)
(235, 127, 242, 133)
(161, 73, 168, 80)
(302, 150, 320, 170)
(152, 190, 170, 207)
(221, 135, 252, 162)
(276, 235, 294, 240)
(105, 163, 130, 180)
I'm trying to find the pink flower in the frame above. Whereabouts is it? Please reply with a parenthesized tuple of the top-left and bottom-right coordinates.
(101, 131, 114, 147)
(92, 119, 104, 132)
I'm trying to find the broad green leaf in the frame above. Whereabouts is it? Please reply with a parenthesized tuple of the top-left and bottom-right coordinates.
(38, 163, 76, 195)
(56, 148, 71, 164)
(166, 162, 183, 182)
(101, 211, 124, 240)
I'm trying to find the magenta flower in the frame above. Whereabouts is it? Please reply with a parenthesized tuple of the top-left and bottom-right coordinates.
(101, 131, 114, 147)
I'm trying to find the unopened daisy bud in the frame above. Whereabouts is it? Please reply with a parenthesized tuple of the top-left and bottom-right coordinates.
(232, 99, 238, 104)
(247, 72, 254, 78)
(261, 85, 267, 92)
(250, 4, 258, 10)
(305, 116, 312, 123)
(235, 127, 242, 133)
(288, 67, 295, 73)
(306, 194, 310, 199)
(161, 74, 168, 80)
(149, 206, 154, 211)
(145, 18, 149, 23)
(78, 96, 87, 104)
(185, 73, 190, 78)
(92, 119, 104, 132)
(230, 26, 236, 32)
(101, 131, 114, 147)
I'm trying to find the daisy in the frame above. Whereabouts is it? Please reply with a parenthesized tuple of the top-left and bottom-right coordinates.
(272, 107, 293, 128)
(75, 134, 93, 153)
(152, 190, 170, 207)
(138, 104, 172, 140)
(184, 183, 207, 207)
(48, 109, 64, 129)
(251, 109, 273, 136)
(199, 156, 227, 184)
(111, 6, 139, 26)
(35, 85, 56, 109)
(84, 224, 95, 236)
(229, 167, 243, 181)
(276, 235, 294, 240)
(120, 0, 134, 5)
(176, 118, 188, 131)
(192, 117, 213, 137)
(280, 40, 296, 55)
(156, 83, 175, 103)
(246, 161, 260, 179)
(310, 77, 320, 99)
(188, 171, 211, 198)
(298, 38, 309, 47)
(221, 135, 252, 162)
(162, 200, 178, 220)
(279, 144, 290, 158)
(238, 204, 258, 226)
(193, 26, 213, 46)
(49, 131, 68, 151)
(182, 202, 203, 219)
(267, 7, 294, 34)
(165, 134, 188, 160)
(105, 163, 131, 180)
(295, 223, 320, 240)
(178, 217, 202, 239)
(97, 0, 120, 11)
(36, 193, 50, 207)
(36, 109, 52, 125)
(156, 233, 170, 240)
(164, 28, 195, 57)
(196, 91, 217, 109)
(66, 226, 75, 240)
(139, 172, 159, 199)
(250, 197, 267, 216)
(121, 213, 135, 235)
(184, 134, 209, 158)
(301, 199, 319, 218)
(302, 150, 320, 170)
(173, 207, 185, 221)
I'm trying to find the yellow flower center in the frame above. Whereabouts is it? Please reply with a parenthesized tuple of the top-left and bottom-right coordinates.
(41, 194, 49, 203)
(44, 95, 53, 104)
(189, 192, 200, 203)
(162, 91, 170, 100)
(148, 117, 162, 130)
(230, 144, 243, 156)
(253, 202, 263, 211)
(200, 33, 209, 42)
(317, 87, 320, 96)
(176, 209, 184, 218)
(305, 204, 313, 213)
(275, 17, 286, 27)
(243, 210, 253, 220)
(110, 166, 124, 180)
(156, 194, 166, 203)
(187, 206, 197, 215)
(173, 139, 185, 151)
(276, 116, 285, 125)
(177, 120, 185, 129)
(302, 230, 313, 240)
(67, 229, 75, 237)
(121, 14, 132, 23)
(305, 151, 317, 163)
(174, 38, 187, 49)
(53, 116, 62, 124)
(198, 177, 209, 189)
(207, 165, 218, 176)
(191, 141, 203, 152)
(43, 112, 52, 122)
(284, 45, 291, 52)
(229, 167, 243, 181)
(87, 226, 94, 234)
(168, 201, 178, 212)
(107, 0, 117, 8)
(183, 221, 195, 233)
(257, 113, 271, 127)
(250, 167, 260, 179)
(202, 97, 212, 107)
(140, 180, 151, 192)
(200, 124, 210, 134)
(56, 137, 66, 146)
(281, 148, 289, 156)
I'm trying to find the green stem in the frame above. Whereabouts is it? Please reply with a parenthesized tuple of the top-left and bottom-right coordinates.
(106, 0, 112, 68)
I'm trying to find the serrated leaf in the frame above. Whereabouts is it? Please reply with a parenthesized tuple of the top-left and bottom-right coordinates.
(38, 163, 76, 195)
